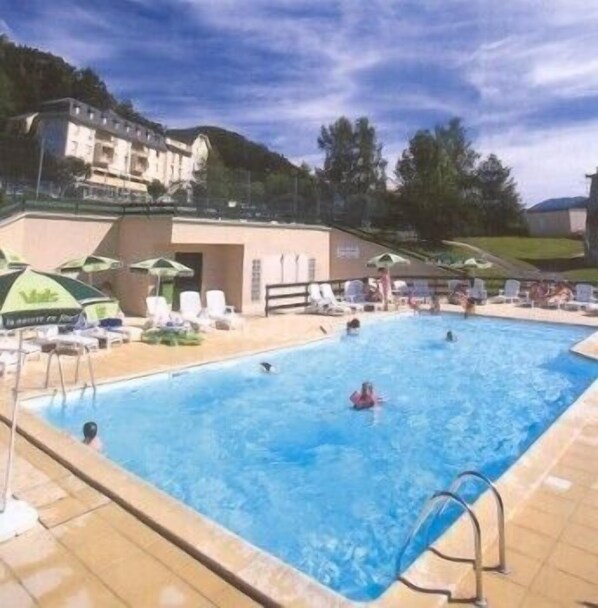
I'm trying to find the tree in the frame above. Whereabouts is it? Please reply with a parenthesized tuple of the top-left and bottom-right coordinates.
(585, 170, 598, 263)
(395, 118, 480, 241)
(46, 155, 91, 195)
(147, 179, 166, 202)
(475, 154, 525, 235)
(317, 116, 387, 225)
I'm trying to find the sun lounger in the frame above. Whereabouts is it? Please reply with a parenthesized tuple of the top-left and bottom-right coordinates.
(492, 279, 521, 304)
(179, 291, 214, 332)
(0, 339, 41, 361)
(146, 296, 176, 325)
(320, 283, 354, 313)
(306, 283, 346, 315)
(34, 326, 100, 353)
(0, 350, 20, 377)
(206, 290, 243, 329)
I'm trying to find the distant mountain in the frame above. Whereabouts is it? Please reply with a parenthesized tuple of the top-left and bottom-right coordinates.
(167, 126, 299, 178)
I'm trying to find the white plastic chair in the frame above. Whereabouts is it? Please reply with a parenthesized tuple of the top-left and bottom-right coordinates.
(344, 280, 366, 304)
(206, 290, 243, 329)
(563, 284, 595, 310)
(412, 280, 431, 301)
(306, 283, 344, 315)
(493, 280, 521, 304)
(470, 278, 488, 303)
(180, 291, 214, 331)
(320, 283, 352, 313)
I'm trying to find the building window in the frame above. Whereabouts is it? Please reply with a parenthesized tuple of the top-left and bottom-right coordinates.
(308, 258, 316, 282)
(70, 141, 78, 154)
(251, 259, 262, 302)
(102, 116, 107, 125)
(114, 121, 120, 129)
(74, 105, 80, 114)
(88, 110, 95, 120)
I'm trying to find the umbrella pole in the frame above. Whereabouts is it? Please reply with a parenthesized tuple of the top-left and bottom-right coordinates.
(0, 330, 39, 539)
(1, 330, 24, 512)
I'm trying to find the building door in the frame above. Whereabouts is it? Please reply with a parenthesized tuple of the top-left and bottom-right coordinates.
(173, 252, 203, 310)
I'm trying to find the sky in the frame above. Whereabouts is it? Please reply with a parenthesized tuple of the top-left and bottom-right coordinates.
(2, 0, 598, 205)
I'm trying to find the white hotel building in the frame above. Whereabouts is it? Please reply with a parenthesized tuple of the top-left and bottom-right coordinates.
(6, 98, 210, 196)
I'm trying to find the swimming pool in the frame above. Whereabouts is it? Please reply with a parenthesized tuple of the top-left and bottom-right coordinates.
(29, 316, 597, 601)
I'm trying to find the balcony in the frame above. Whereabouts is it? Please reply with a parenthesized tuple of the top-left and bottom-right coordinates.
(95, 129, 114, 144)
(131, 142, 148, 156)
(93, 142, 114, 167)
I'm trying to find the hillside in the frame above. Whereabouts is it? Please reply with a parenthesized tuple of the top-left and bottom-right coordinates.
(168, 126, 299, 178)
(0, 36, 298, 177)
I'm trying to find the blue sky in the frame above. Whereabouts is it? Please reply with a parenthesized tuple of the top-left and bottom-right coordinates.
(2, 0, 598, 204)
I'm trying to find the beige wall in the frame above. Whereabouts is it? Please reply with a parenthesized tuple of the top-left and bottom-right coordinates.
(329, 228, 443, 280)
(570, 209, 587, 234)
(526, 210, 577, 237)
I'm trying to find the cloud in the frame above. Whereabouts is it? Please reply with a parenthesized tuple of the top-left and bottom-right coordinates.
(2, 0, 597, 203)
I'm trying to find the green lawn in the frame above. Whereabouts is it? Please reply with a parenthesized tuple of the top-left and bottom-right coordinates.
(459, 236, 598, 282)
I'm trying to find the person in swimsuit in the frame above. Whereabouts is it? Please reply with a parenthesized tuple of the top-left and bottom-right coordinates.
(350, 382, 384, 410)
(260, 362, 278, 373)
(446, 330, 457, 342)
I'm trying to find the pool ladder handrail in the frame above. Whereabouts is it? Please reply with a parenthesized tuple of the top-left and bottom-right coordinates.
(395, 470, 507, 608)
(396, 491, 488, 607)
(434, 470, 508, 574)
(44, 345, 96, 398)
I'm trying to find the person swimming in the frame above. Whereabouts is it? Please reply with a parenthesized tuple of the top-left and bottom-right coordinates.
(346, 318, 361, 336)
(446, 330, 457, 342)
(259, 362, 278, 373)
(350, 382, 384, 410)
(82, 421, 103, 452)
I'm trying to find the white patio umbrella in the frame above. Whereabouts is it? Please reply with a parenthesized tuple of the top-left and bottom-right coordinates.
(0, 269, 85, 542)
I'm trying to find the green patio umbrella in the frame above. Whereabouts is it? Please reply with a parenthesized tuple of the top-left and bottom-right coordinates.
(0, 269, 93, 541)
(0, 247, 28, 271)
(57, 255, 122, 285)
(129, 257, 194, 299)
(366, 252, 410, 268)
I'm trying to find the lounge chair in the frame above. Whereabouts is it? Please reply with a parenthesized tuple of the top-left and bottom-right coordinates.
(179, 291, 214, 332)
(206, 290, 243, 329)
(344, 280, 367, 305)
(306, 283, 346, 316)
(320, 283, 353, 313)
(34, 326, 100, 353)
(0, 338, 42, 361)
(563, 284, 595, 311)
(412, 280, 431, 302)
(146, 296, 172, 324)
(0, 350, 20, 377)
(492, 279, 521, 304)
(470, 278, 488, 304)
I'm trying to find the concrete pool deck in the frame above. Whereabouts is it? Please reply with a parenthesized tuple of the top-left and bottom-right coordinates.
(0, 304, 597, 607)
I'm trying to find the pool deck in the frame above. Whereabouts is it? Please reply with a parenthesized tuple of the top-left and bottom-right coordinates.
(0, 303, 597, 607)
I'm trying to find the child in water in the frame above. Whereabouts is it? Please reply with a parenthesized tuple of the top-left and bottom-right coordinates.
(446, 331, 457, 342)
(259, 362, 278, 373)
(82, 421, 103, 452)
(350, 382, 384, 410)
(346, 318, 361, 336)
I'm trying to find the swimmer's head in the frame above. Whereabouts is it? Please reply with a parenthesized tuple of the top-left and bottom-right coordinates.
(260, 362, 273, 373)
(83, 421, 97, 440)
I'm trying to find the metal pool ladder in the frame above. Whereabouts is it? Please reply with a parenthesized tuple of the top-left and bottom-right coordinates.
(395, 470, 507, 608)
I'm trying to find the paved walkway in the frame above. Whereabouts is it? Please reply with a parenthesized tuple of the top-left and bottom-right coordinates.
(0, 305, 597, 606)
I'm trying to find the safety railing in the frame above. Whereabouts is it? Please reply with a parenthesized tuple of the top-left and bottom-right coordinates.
(44, 345, 96, 398)
(395, 469, 508, 607)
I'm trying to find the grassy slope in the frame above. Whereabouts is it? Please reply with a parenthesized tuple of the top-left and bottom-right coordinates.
(460, 237, 598, 281)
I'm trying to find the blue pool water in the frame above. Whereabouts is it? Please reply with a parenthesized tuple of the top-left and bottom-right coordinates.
(30, 315, 596, 600)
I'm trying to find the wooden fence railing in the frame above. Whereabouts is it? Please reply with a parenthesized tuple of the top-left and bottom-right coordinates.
(264, 275, 598, 316)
